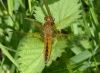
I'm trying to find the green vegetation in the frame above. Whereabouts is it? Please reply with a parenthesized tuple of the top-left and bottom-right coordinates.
(0, 0, 100, 73)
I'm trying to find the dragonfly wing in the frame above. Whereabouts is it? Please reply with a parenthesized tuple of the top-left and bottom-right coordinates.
(54, 33, 91, 54)
(25, 18, 43, 30)
(54, 11, 81, 30)
(55, 33, 90, 46)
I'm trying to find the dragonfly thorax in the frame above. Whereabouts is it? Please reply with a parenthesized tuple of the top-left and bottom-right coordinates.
(43, 18, 53, 38)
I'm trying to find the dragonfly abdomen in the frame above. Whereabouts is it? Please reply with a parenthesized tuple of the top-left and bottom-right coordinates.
(44, 35, 52, 63)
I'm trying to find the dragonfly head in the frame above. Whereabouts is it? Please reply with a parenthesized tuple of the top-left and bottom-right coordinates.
(44, 16, 54, 22)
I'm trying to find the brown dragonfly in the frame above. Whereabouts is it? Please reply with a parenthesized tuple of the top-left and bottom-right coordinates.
(25, 14, 57, 64)
(24, 0, 83, 64)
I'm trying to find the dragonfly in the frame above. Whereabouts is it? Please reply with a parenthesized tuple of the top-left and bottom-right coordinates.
(25, 12, 55, 63)
(12, 0, 87, 64)
(23, 0, 85, 63)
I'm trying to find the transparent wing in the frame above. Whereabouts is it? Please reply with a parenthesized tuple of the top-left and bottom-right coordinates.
(13, 10, 44, 30)
(54, 33, 90, 51)
(54, 11, 80, 29)
(25, 18, 43, 30)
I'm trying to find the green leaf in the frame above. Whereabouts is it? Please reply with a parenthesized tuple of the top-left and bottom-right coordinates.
(17, 35, 67, 73)
(69, 50, 92, 65)
(34, 0, 81, 29)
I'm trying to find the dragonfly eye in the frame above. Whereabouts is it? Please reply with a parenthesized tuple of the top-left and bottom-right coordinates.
(44, 16, 54, 22)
